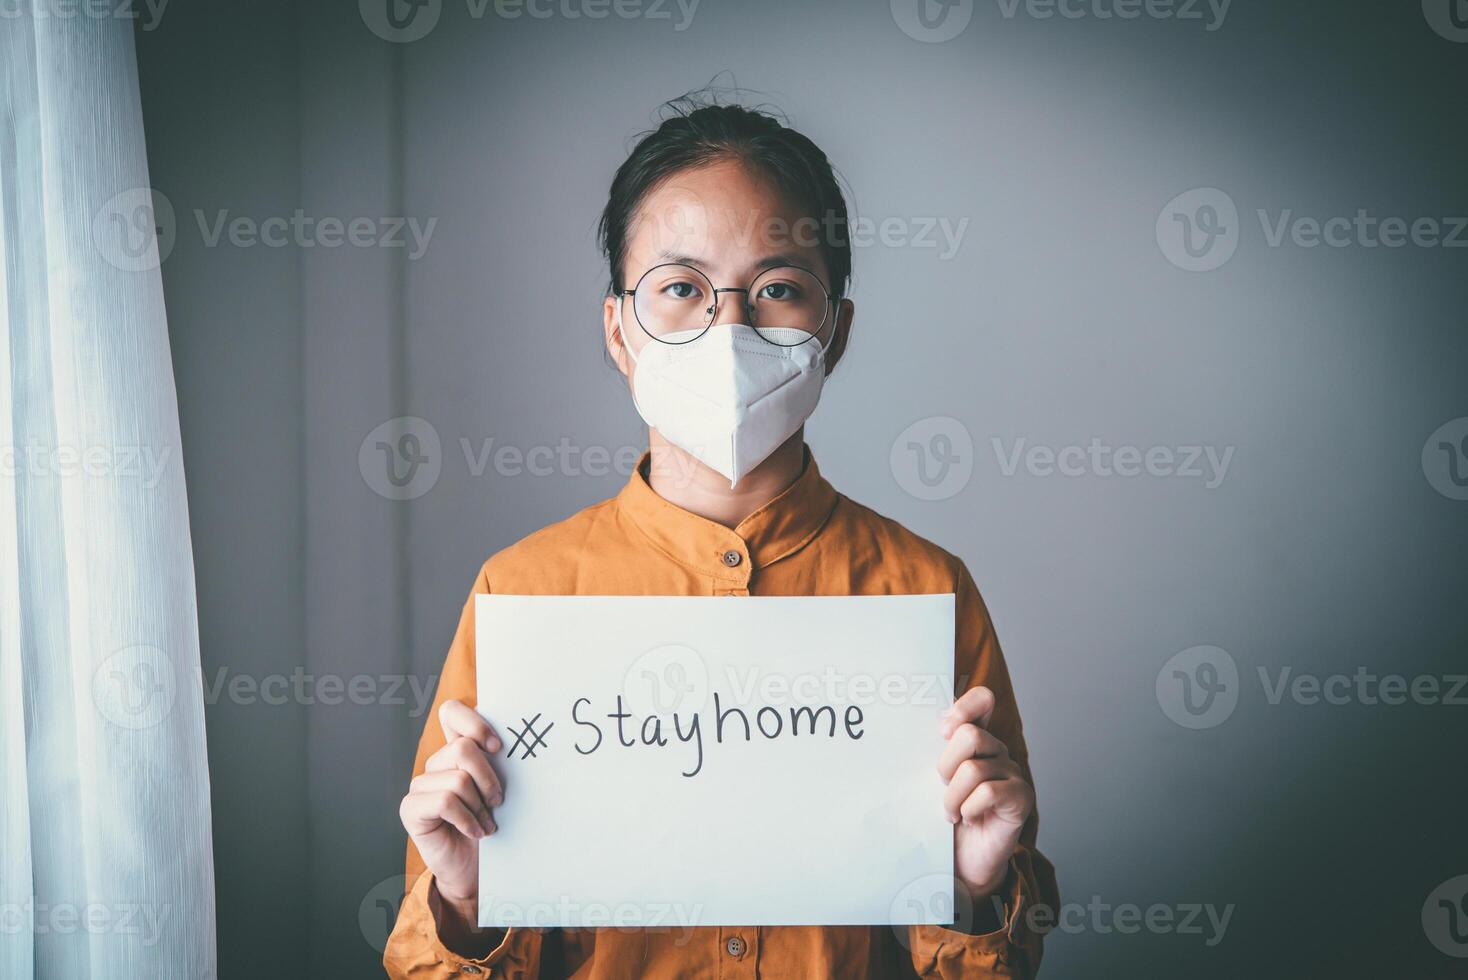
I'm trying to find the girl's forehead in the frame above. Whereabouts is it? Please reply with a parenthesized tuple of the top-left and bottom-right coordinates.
(626, 164, 828, 278)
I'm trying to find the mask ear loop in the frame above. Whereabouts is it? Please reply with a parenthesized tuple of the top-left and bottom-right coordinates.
(615, 296, 656, 423)
(809, 293, 840, 356)
(615, 296, 642, 366)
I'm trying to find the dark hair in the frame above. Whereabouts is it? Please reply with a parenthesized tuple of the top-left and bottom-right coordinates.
(597, 93, 852, 299)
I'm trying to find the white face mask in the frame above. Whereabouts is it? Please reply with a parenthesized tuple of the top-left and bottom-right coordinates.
(619, 308, 827, 488)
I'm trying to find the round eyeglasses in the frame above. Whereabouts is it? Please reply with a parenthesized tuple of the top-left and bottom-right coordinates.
(619, 263, 834, 347)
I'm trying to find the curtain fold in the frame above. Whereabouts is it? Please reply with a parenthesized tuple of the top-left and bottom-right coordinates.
(1, 8, 216, 980)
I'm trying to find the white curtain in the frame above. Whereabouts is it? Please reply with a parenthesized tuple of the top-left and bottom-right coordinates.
(0, 7, 216, 980)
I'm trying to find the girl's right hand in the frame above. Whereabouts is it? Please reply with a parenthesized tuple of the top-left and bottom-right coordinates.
(398, 699, 504, 929)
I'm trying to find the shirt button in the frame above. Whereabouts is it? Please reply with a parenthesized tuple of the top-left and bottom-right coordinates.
(725, 936, 746, 956)
(721, 550, 743, 567)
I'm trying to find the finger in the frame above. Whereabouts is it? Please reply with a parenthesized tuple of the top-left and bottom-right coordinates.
(941, 757, 1015, 823)
(409, 769, 493, 833)
(438, 699, 502, 754)
(400, 786, 492, 840)
(940, 686, 996, 737)
(959, 776, 1034, 827)
(937, 723, 1009, 782)
(426, 735, 504, 808)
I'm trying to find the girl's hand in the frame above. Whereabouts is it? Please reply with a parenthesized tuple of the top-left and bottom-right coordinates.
(398, 699, 504, 929)
(937, 686, 1035, 903)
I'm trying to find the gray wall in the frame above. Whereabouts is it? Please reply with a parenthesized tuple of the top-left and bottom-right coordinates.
(136, 1, 1467, 976)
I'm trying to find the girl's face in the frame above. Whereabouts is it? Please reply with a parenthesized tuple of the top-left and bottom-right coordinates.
(603, 158, 854, 378)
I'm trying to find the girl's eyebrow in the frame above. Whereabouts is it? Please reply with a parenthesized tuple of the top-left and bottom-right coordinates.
(653, 251, 807, 271)
(753, 254, 804, 270)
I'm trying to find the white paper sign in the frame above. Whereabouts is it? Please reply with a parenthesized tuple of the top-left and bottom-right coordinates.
(475, 593, 957, 929)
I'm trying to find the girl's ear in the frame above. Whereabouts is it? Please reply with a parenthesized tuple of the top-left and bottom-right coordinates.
(822, 298, 855, 376)
(603, 295, 632, 378)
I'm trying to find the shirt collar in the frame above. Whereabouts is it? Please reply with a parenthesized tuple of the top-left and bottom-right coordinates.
(616, 447, 839, 582)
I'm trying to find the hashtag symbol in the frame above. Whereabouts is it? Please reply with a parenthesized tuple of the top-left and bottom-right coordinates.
(506, 713, 553, 760)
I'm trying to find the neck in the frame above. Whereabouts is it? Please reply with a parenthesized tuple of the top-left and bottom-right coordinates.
(646, 430, 806, 528)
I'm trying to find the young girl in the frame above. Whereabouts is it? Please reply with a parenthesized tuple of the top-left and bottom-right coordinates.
(385, 98, 1058, 979)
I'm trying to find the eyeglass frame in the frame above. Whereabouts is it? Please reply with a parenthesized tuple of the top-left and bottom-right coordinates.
(615, 261, 838, 347)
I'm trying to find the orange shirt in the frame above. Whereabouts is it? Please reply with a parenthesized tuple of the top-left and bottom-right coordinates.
(385, 451, 1058, 978)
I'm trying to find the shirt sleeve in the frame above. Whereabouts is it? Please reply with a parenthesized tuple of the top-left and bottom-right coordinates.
(383, 564, 549, 978)
(383, 870, 545, 979)
(905, 560, 1060, 979)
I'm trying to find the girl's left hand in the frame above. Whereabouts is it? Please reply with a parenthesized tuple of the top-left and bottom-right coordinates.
(937, 685, 1035, 901)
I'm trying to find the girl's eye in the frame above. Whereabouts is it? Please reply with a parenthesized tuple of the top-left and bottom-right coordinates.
(662, 281, 702, 301)
(759, 282, 800, 301)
